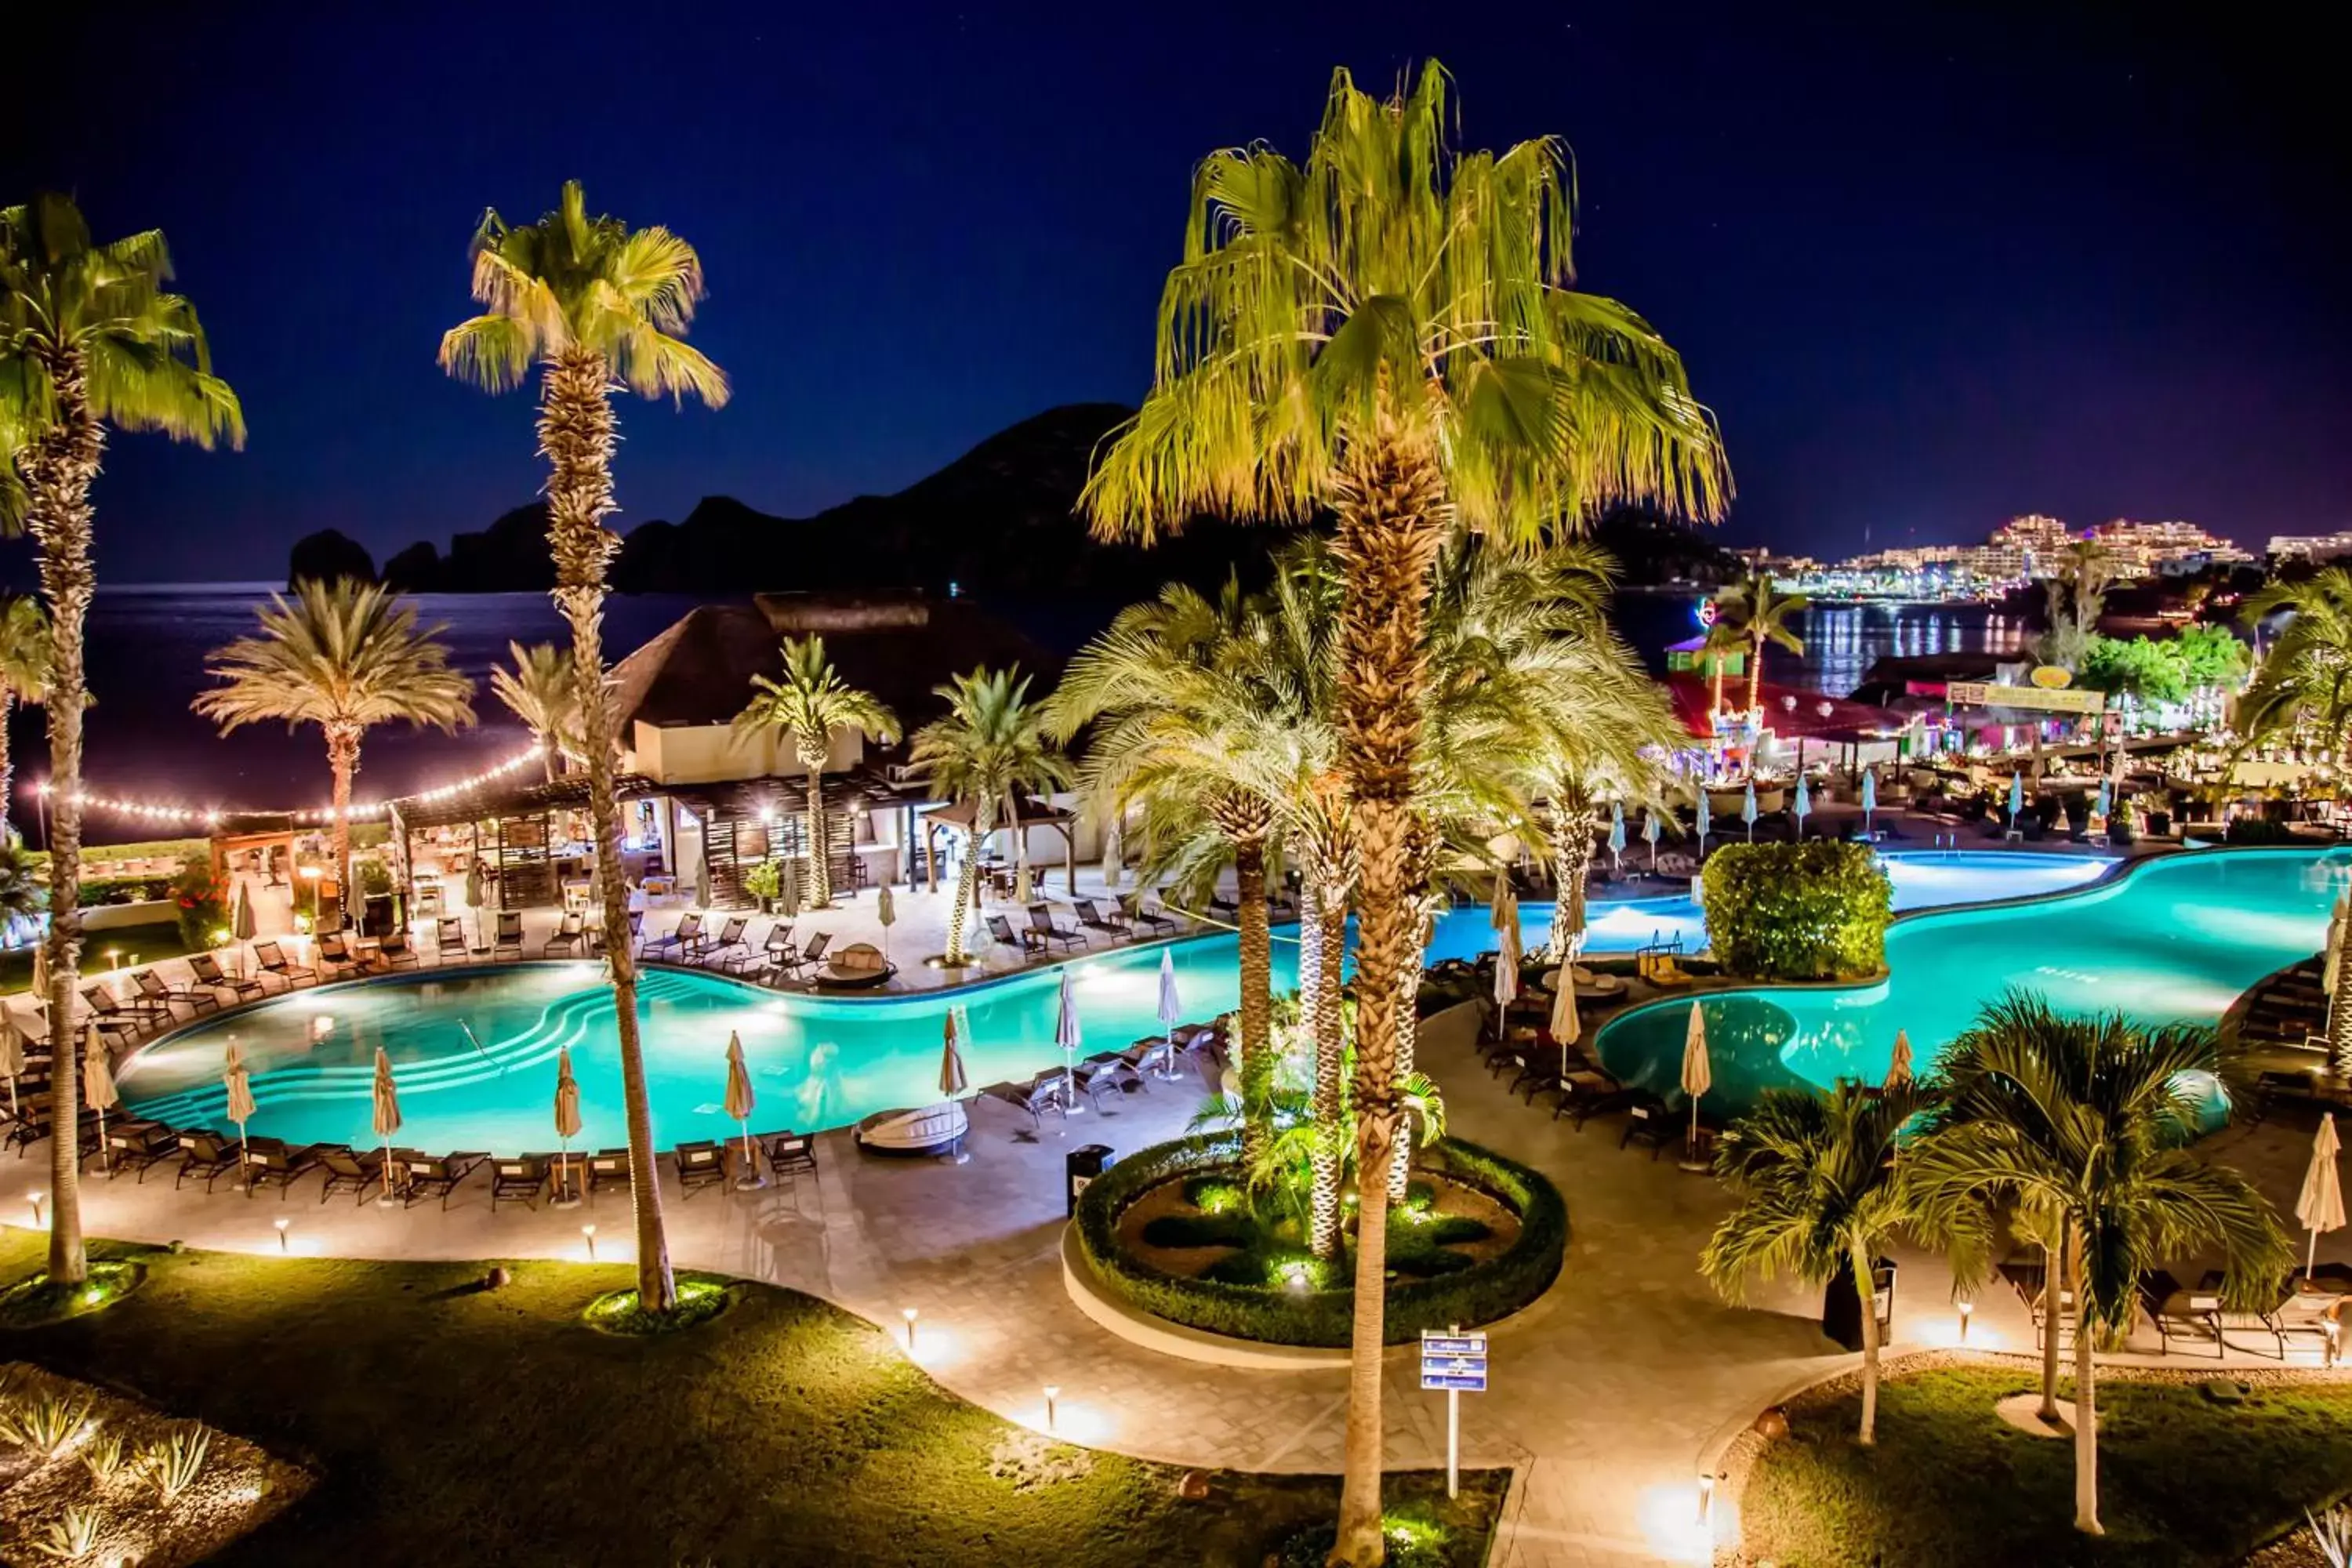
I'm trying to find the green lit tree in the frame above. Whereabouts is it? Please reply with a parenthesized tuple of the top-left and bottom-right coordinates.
(734, 637, 900, 909)
(1716, 566, 1807, 724)
(491, 641, 583, 779)
(0, 595, 49, 837)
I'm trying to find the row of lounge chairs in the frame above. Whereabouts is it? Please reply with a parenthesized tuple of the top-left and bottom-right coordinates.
(639, 913, 837, 982)
(973, 1022, 1225, 1129)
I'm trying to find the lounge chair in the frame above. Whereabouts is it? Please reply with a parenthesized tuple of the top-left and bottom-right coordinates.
(1120, 1035, 1178, 1078)
(489, 1153, 549, 1211)
(643, 912, 702, 960)
(1077, 900, 1128, 940)
(694, 916, 750, 968)
(1027, 904, 1081, 953)
(1551, 1066, 1634, 1128)
(397, 1149, 488, 1210)
(673, 1140, 728, 1197)
(1637, 946, 1695, 989)
(136, 967, 216, 1018)
(240, 1137, 323, 1198)
(742, 923, 797, 978)
(980, 1076, 1068, 1131)
(83, 982, 158, 1035)
(253, 941, 317, 989)
(314, 933, 368, 979)
(542, 912, 587, 957)
(316, 1145, 393, 1204)
(2140, 1269, 2222, 1356)
(1075, 1053, 1147, 1105)
(100, 1121, 174, 1180)
(1618, 1096, 1679, 1159)
(433, 916, 470, 959)
(763, 1131, 819, 1181)
(987, 913, 1047, 955)
(1127, 895, 1178, 935)
(187, 953, 268, 1004)
(778, 931, 830, 979)
(174, 1131, 241, 1192)
(586, 1147, 632, 1200)
(492, 912, 524, 960)
(373, 927, 420, 969)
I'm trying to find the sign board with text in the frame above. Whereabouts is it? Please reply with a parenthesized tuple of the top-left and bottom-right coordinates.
(1946, 681, 2106, 716)
(1419, 1330, 1488, 1393)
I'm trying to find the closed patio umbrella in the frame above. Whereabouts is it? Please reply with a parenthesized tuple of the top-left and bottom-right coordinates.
(371, 1047, 402, 1204)
(1679, 1003, 1711, 1167)
(224, 1040, 256, 1185)
(553, 1045, 582, 1206)
(0, 1010, 20, 1116)
(2093, 776, 2111, 824)
(693, 856, 712, 911)
(1696, 789, 1713, 855)
(1741, 781, 1759, 844)
(30, 942, 48, 1004)
(1606, 801, 1627, 875)
(1056, 966, 1082, 1110)
(85, 1023, 118, 1175)
(1156, 947, 1182, 1078)
(938, 1011, 969, 1098)
(1885, 1029, 1913, 1091)
(1793, 775, 1813, 839)
(1861, 768, 1878, 837)
(2299, 1113, 2346, 1279)
(1642, 808, 1662, 873)
(229, 880, 257, 978)
(1549, 970, 1581, 1076)
(877, 885, 896, 962)
(724, 1030, 761, 1189)
(2007, 772, 2025, 833)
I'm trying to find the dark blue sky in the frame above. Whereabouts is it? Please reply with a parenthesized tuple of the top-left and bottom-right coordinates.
(9, 2, 2347, 580)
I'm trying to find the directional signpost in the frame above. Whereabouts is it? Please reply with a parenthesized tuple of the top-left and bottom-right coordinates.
(1421, 1327, 1489, 1498)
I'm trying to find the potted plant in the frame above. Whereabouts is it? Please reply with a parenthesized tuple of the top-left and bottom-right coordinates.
(743, 858, 782, 915)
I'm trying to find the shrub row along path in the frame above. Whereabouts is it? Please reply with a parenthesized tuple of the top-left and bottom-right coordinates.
(38, 996, 2352, 1565)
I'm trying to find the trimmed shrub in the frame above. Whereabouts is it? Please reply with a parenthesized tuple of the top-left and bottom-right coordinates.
(1073, 1134, 1567, 1347)
(1699, 840, 1892, 981)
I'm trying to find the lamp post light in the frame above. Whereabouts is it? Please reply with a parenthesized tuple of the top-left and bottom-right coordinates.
(1697, 1472, 1716, 1527)
(1957, 1299, 1973, 1343)
(1042, 1385, 1060, 1433)
(581, 1224, 597, 1260)
(274, 1218, 290, 1253)
(902, 1307, 919, 1350)
(26, 1189, 42, 1227)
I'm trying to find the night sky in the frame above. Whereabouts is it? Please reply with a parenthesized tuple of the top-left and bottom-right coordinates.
(7, 2, 2346, 582)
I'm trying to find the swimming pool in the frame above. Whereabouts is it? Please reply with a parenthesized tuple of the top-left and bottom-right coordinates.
(1591, 847, 2350, 1122)
(1428, 850, 2116, 961)
(116, 848, 2122, 1153)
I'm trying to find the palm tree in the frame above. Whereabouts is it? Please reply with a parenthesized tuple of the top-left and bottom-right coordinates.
(491, 641, 583, 779)
(1717, 567, 1807, 724)
(0, 193, 243, 1288)
(439, 180, 727, 1315)
(733, 636, 900, 909)
(1080, 71, 1727, 1551)
(197, 579, 475, 898)
(1703, 1081, 1929, 1445)
(1700, 610, 1746, 720)
(0, 595, 49, 839)
(1911, 993, 2290, 1535)
(910, 668, 1070, 968)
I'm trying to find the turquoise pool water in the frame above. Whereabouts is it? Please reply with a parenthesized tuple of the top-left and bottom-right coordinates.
(1592, 847, 2352, 1121)
(117, 849, 2119, 1152)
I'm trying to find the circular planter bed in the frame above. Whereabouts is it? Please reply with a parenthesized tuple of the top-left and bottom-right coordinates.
(1072, 1133, 1566, 1348)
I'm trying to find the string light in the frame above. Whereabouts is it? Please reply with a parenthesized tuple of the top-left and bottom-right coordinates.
(34, 747, 546, 826)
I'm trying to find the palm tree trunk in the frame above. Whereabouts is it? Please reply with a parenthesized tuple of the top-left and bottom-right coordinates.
(1305, 858, 1346, 1260)
(946, 800, 992, 967)
(1328, 415, 1447, 1567)
(1213, 792, 1276, 1166)
(2329, 939, 2352, 1074)
(1746, 628, 1767, 718)
(1004, 791, 1031, 900)
(24, 343, 100, 1287)
(2070, 1236, 2102, 1534)
(2039, 1236, 2064, 1422)
(1853, 1240, 1881, 1446)
(1389, 817, 1439, 1200)
(1545, 799, 1597, 960)
(803, 755, 832, 909)
(542, 347, 674, 1315)
(0, 692, 15, 842)
(325, 723, 361, 922)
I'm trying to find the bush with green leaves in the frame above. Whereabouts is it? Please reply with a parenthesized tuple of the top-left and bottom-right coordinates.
(1699, 840, 1892, 981)
(140, 1424, 210, 1504)
(1073, 1134, 1566, 1347)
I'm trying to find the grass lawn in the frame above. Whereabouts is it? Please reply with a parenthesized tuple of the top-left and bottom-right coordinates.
(0, 1232, 1504, 1566)
(1739, 1363, 2352, 1566)
(0, 919, 195, 994)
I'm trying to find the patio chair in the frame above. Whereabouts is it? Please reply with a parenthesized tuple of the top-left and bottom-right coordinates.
(136, 967, 216, 1018)
(673, 1140, 728, 1197)
(763, 1131, 820, 1182)
(542, 912, 587, 958)
(492, 912, 524, 960)
(173, 1131, 241, 1192)
(987, 913, 1047, 955)
(187, 952, 269, 1004)
(373, 927, 420, 969)
(742, 923, 797, 979)
(253, 941, 318, 989)
(488, 1153, 549, 1211)
(1618, 1095, 1679, 1159)
(979, 1076, 1068, 1131)
(586, 1147, 633, 1200)
(1551, 1066, 1634, 1128)
(434, 916, 469, 958)
(2140, 1270, 2223, 1356)
(778, 932, 831, 979)
(1120, 1035, 1179, 1079)
(1075, 1053, 1148, 1105)
(317, 1145, 394, 1204)
(240, 1137, 324, 1199)
(1127, 895, 1178, 935)
(1027, 903, 1081, 953)
(83, 983, 160, 1034)
(1077, 900, 1128, 940)
(642, 911, 702, 960)
(398, 1149, 488, 1210)
(101, 1121, 174, 1180)
(694, 916, 750, 968)
(314, 932, 368, 979)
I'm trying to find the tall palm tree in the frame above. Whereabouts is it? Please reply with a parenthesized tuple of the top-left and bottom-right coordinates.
(491, 640, 583, 779)
(197, 579, 475, 899)
(439, 179, 727, 1315)
(1703, 1081, 1930, 1446)
(910, 668, 1070, 968)
(1081, 70, 1727, 1552)
(0, 193, 243, 1288)
(1700, 609, 1746, 720)
(0, 595, 49, 839)
(1911, 994, 2290, 1536)
(1717, 567, 1807, 724)
(733, 636, 900, 909)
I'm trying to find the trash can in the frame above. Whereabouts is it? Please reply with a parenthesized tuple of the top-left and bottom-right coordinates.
(1066, 1144, 1113, 1216)
(1823, 1254, 1896, 1352)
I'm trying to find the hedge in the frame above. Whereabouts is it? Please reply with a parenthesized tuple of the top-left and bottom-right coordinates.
(1699, 840, 1892, 982)
(1073, 1132, 1567, 1347)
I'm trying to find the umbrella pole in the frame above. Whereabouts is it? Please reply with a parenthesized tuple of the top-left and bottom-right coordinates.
(234, 1125, 250, 1192)
(2310, 1226, 2321, 1279)
(379, 1139, 397, 1207)
(97, 1105, 110, 1177)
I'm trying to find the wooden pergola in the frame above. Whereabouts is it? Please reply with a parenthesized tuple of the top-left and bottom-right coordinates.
(921, 789, 1079, 895)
